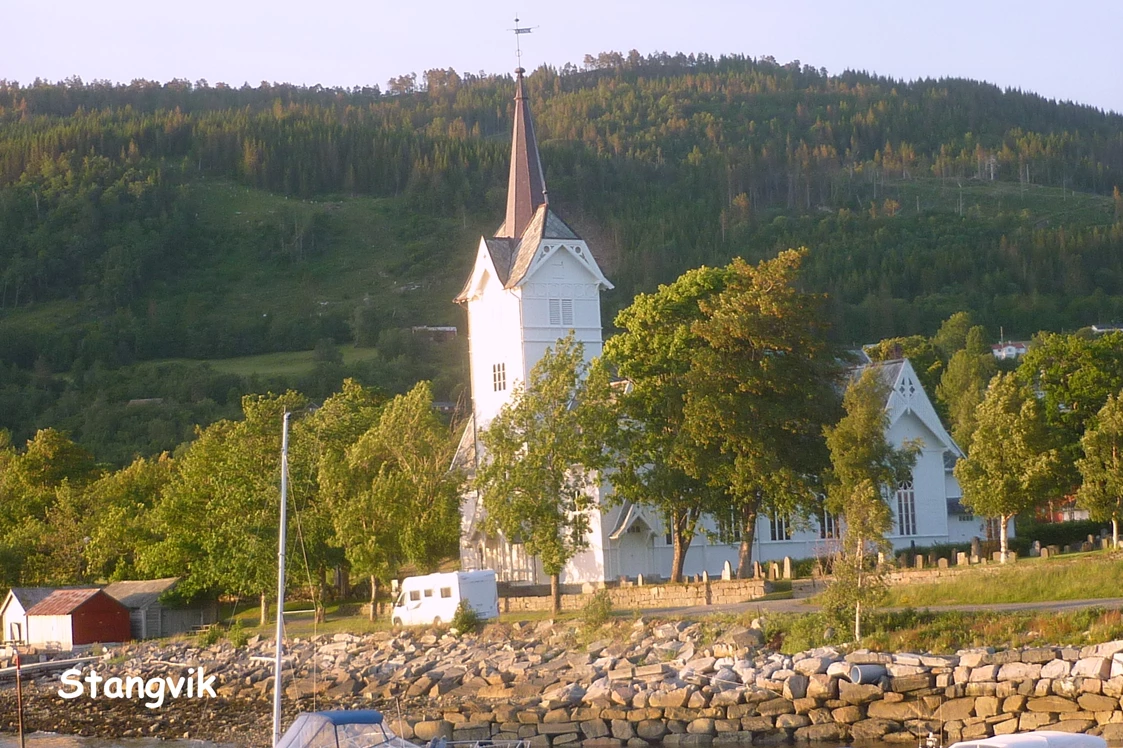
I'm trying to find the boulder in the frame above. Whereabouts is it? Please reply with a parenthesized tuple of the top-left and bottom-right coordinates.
(610, 720, 635, 740)
(795, 723, 844, 742)
(1041, 660, 1072, 679)
(783, 674, 809, 700)
(414, 721, 453, 741)
(775, 714, 811, 729)
(868, 700, 926, 720)
(1076, 692, 1118, 711)
(839, 681, 883, 705)
(1026, 696, 1078, 713)
(1072, 657, 1112, 679)
(756, 697, 796, 716)
(650, 688, 693, 708)
(849, 718, 898, 740)
(636, 720, 668, 740)
(794, 656, 834, 676)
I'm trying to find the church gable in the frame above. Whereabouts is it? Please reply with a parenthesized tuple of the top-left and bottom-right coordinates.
(455, 237, 512, 302)
(883, 359, 961, 456)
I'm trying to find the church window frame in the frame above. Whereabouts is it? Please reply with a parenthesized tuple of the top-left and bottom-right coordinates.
(492, 362, 506, 392)
(718, 509, 743, 544)
(768, 513, 791, 542)
(896, 479, 917, 536)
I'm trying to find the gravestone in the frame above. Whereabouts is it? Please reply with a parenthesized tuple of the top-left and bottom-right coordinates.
(915, 554, 925, 569)
(782, 557, 792, 580)
(937, 558, 949, 569)
(637, 574, 644, 586)
(701, 570, 709, 584)
(956, 552, 968, 566)
(1039, 547, 1051, 559)
(1030, 540, 1041, 557)
(753, 560, 763, 579)
(721, 560, 733, 581)
(970, 537, 981, 559)
(769, 562, 779, 581)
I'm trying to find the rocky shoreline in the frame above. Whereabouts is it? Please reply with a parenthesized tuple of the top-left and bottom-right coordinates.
(2, 619, 1123, 747)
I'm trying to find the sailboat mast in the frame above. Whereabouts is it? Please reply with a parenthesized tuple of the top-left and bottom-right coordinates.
(273, 410, 292, 747)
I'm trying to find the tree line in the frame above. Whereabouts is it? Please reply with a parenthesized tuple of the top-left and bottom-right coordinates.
(3, 251, 1123, 627)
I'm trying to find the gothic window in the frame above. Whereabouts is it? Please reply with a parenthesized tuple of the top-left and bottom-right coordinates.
(768, 514, 791, 542)
(896, 479, 917, 536)
(819, 509, 839, 539)
(549, 298, 574, 326)
(492, 363, 506, 392)
(718, 510, 743, 544)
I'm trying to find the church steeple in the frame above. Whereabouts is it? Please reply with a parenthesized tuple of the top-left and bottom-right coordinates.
(500, 67, 547, 239)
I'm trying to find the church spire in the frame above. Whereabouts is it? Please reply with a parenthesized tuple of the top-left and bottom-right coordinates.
(501, 67, 547, 239)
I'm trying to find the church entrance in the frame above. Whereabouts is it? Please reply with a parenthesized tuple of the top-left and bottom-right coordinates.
(617, 521, 655, 581)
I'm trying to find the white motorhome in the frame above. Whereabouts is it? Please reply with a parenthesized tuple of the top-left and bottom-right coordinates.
(390, 570, 499, 627)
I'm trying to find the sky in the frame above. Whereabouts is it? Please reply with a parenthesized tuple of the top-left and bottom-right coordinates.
(4, 0, 1121, 114)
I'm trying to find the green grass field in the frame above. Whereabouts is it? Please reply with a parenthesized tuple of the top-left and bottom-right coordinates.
(885, 552, 1123, 606)
(157, 344, 387, 378)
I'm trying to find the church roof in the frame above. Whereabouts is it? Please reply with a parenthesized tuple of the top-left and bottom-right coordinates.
(858, 358, 962, 457)
(455, 205, 582, 301)
(497, 67, 548, 241)
(455, 69, 606, 304)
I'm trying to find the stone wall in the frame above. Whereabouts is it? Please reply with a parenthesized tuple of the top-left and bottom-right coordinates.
(500, 579, 773, 613)
(396, 638, 1123, 747)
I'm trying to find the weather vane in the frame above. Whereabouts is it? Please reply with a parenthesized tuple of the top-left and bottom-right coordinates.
(510, 15, 536, 69)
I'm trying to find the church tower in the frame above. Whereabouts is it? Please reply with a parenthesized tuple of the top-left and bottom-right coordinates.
(455, 68, 613, 431)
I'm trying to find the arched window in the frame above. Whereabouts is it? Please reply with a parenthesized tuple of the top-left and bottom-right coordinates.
(896, 479, 917, 536)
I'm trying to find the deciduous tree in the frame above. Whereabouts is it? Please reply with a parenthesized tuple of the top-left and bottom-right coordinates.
(955, 373, 1058, 563)
(936, 326, 997, 446)
(475, 333, 610, 613)
(1076, 392, 1123, 549)
(822, 368, 917, 641)
(683, 249, 841, 578)
(602, 266, 730, 582)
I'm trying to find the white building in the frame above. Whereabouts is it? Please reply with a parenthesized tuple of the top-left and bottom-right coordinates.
(456, 72, 1001, 586)
(0, 587, 53, 644)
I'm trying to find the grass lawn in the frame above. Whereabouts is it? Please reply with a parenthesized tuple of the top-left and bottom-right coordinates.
(884, 551, 1123, 606)
(156, 344, 387, 378)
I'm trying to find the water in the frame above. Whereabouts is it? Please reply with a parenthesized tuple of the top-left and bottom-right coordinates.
(0, 735, 231, 748)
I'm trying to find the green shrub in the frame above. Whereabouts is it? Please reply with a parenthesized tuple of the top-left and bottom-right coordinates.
(197, 625, 223, 646)
(579, 589, 613, 631)
(227, 620, 249, 648)
(451, 601, 481, 633)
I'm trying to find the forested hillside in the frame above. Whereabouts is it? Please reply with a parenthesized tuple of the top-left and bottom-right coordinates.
(2, 51, 1122, 462)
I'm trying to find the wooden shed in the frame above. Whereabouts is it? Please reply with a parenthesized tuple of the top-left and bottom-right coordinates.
(26, 589, 131, 649)
(103, 577, 216, 639)
(1, 587, 55, 644)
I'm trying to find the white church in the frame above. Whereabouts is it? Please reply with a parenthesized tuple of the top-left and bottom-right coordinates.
(455, 69, 999, 586)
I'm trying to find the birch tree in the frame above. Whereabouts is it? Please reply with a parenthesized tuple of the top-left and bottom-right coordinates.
(822, 368, 917, 641)
(1076, 392, 1123, 549)
(955, 373, 1058, 563)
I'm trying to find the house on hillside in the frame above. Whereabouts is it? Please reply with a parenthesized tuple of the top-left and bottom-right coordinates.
(26, 588, 131, 649)
(103, 577, 217, 640)
(1, 587, 54, 644)
(454, 69, 1007, 586)
(991, 341, 1028, 360)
